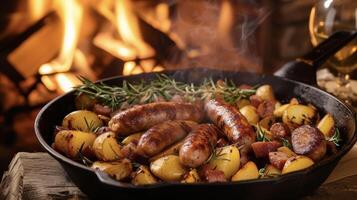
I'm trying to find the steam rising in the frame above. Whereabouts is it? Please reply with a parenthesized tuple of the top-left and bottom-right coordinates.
(166, 0, 271, 73)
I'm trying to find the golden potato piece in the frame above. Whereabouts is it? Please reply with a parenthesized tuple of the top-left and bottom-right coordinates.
(150, 155, 187, 182)
(261, 165, 281, 178)
(282, 105, 316, 127)
(256, 85, 275, 101)
(282, 156, 314, 174)
(131, 165, 157, 185)
(93, 132, 123, 161)
(209, 145, 240, 179)
(273, 104, 290, 118)
(231, 161, 259, 181)
(92, 159, 132, 181)
(62, 110, 103, 132)
(149, 140, 184, 162)
(236, 99, 250, 109)
(122, 132, 143, 146)
(317, 114, 335, 138)
(75, 93, 97, 110)
(54, 130, 96, 158)
(277, 146, 296, 157)
(182, 169, 201, 183)
(240, 105, 259, 125)
(258, 116, 275, 130)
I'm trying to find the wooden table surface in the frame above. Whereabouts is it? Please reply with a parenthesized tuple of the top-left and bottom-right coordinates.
(1, 151, 357, 200)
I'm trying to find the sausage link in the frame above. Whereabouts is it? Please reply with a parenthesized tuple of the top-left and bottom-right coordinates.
(137, 120, 197, 158)
(109, 102, 204, 136)
(205, 99, 256, 149)
(291, 125, 326, 161)
(179, 124, 219, 168)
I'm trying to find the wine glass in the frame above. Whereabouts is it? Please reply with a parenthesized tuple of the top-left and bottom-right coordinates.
(309, 0, 357, 103)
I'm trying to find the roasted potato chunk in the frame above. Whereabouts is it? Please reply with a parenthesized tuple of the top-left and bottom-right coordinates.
(282, 105, 317, 128)
(75, 93, 97, 110)
(122, 132, 143, 145)
(93, 132, 123, 161)
(256, 85, 275, 101)
(62, 110, 103, 132)
(317, 114, 335, 138)
(182, 169, 201, 183)
(209, 145, 240, 179)
(150, 155, 187, 182)
(92, 159, 132, 181)
(231, 161, 259, 181)
(54, 130, 96, 158)
(261, 165, 281, 178)
(131, 165, 157, 185)
(273, 104, 290, 118)
(149, 140, 184, 162)
(282, 156, 314, 174)
(277, 146, 296, 157)
(240, 105, 259, 125)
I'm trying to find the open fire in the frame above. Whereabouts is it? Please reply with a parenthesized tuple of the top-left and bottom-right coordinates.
(4, 0, 265, 95)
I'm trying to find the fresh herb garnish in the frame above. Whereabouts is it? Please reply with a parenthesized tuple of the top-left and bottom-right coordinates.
(78, 143, 93, 166)
(255, 125, 271, 142)
(75, 74, 257, 109)
(83, 117, 100, 133)
(281, 138, 292, 149)
(329, 128, 342, 147)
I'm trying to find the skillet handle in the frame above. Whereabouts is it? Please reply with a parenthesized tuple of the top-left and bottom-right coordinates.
(274, 31, 357, 85)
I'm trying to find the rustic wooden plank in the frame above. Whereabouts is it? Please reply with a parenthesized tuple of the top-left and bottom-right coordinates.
(0, 152, 87, 200)
(1, 151, 357, 200)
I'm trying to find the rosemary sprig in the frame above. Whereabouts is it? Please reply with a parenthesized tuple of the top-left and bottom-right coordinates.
(329, 128, 342, 147)
(255, 125, 271, 142)
(258, 165, 280, 178)
(83, 117, 100, 133)
(281, 138, 292, 149)
(205, 145, 231, 164)
(78, 143, 93, 167)
(75, 74, 257, 109)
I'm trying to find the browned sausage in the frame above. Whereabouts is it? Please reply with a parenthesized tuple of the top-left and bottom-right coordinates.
(291, 125, 326, 161)
(179, 124, 219, 168)
(270, 122, 291, 139)
(137, 120, 197, 158)
(269, 151, 290, 170)
(205, 99, 256, 151)
(249, 95, 263, 108)
(109, 102, 204, 136)
(257, 100, 275, 118)
(251, 141, 282, 158)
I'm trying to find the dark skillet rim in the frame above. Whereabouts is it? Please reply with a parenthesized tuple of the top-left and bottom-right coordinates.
(34, 69, 357, 190)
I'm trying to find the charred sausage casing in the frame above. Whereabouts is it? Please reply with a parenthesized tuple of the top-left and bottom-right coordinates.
(179, 124, 219, 168)
(137, 120, 198, 158)
(108, 102, 204, 136)
(205, 99, 256, 150)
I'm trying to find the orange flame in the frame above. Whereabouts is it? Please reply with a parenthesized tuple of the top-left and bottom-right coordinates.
(39, 0, 83, 93)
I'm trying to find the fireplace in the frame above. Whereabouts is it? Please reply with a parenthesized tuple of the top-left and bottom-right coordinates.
(0, 0, 315, 174)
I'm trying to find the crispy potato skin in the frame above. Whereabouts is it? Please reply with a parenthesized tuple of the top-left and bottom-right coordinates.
(92, 159, 132, 181)
(208, 145, 240, 179)
(231, 161, 259, 181)
(150, 155, 187, 182)
(137, 120, 197, 158)
(92, 132, 123, 161)
(109, 102, 204, 136)
(131, 166, 157, 185)
(179, 124, 219, 168)
(282, 156, 314, 174)
(291, 125, 327, 161)
(54, 130, 96, 158)
(62, 110, 103, 132)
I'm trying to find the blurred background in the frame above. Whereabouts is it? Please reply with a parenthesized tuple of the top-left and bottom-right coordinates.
(0, 0, 355, 176)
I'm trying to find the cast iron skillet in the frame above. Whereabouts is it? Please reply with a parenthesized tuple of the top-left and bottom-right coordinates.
(35, 31, 357, 200)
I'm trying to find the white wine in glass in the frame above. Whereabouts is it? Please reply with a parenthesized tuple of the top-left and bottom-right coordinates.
(309, 0, 357, 101)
